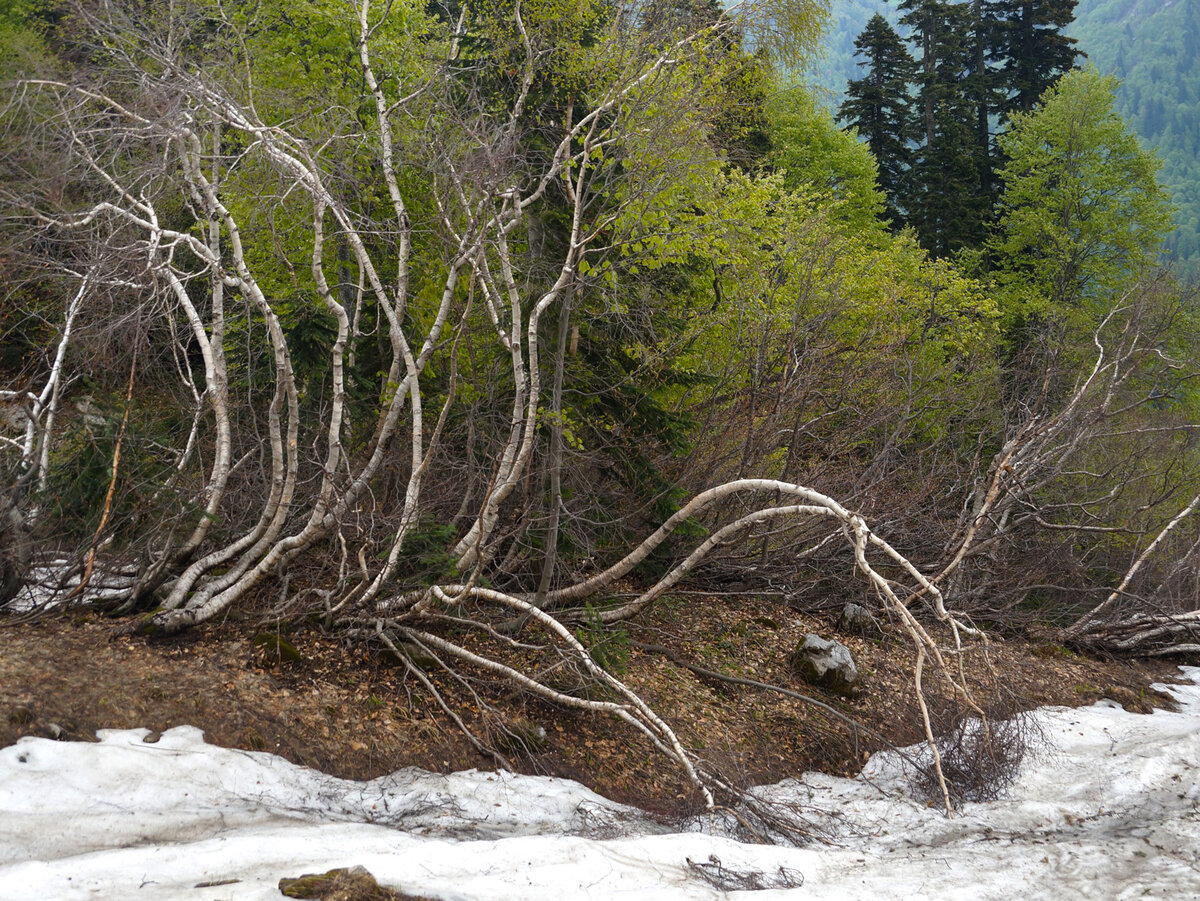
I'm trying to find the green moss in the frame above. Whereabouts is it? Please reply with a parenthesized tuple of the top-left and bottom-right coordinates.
(134, 614, 164, 637)
(252, 632, 303, 662)
(1032, 643, 1077, 660)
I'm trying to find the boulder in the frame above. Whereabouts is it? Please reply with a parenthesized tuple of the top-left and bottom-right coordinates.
(789, 633, 861, 696)
(839, 603, 878, 634)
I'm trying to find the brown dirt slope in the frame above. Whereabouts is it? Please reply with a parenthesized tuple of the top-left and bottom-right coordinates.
(0, 596, 1190, 813)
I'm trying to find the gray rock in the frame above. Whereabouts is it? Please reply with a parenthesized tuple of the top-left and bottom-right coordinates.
(790, 633, 861, 696)
(840, 603, 877, 633)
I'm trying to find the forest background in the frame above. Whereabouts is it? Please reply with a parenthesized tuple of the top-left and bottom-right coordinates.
(1, 0, 1199, 816)
(816, 0, 1200, 274)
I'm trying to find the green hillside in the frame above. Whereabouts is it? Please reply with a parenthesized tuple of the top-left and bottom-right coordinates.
(1071, 0, 1200, 272)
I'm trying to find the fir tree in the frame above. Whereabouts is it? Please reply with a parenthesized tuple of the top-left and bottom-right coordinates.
(987, 0, 1081, 113)
(900, 0, 988, 253)
(967, 0, 1007, 218)
(838, 14, 917, 224)
(838, 0, 1082, 256)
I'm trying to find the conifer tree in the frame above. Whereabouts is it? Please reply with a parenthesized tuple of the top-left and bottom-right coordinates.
(838, 14, 917, 224)
(839, 0, 1082, 256)
(987, 0, 1080, 113)
(967, 0, 1005, 217)
(899, 0, 988, 253)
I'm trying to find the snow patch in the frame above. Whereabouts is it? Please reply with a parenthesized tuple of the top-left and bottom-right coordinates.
(4, 560, 139, 612)
(1, 669, 1198, 899)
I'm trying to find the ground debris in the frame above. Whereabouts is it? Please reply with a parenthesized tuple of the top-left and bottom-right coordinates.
(279, 865, 433, 900)
(0, 607, 1183, 812)
(685, 854, 805, 890)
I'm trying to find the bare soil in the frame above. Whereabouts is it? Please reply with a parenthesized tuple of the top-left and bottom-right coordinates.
(0, 595, 1190, 814)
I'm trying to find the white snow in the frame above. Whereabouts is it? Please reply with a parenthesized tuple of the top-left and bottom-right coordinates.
(2, 669, 1199, 900)
(4, 560, 139, 612)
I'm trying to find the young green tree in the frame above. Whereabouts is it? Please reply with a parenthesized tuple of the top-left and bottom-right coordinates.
(771, 89, 885, 231)
(989, 67, 1174, 326)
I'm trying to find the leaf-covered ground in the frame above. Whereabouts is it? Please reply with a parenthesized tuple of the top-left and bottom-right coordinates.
(0, 596, 1186, 814)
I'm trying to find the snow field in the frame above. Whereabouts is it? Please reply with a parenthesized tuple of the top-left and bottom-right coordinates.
(1, 668, 1198, 899)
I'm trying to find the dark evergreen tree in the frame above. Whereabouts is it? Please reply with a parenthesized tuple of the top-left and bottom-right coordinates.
(967, 0, 1007, 220)
(838, 14, 917, 224)
(986, 0, 1080, 113)
(899, 0, 988, 253)
(837, 0, 1080, 256)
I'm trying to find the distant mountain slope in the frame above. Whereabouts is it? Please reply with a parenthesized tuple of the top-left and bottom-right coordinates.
(805, 0, 903, 105)
(806, 0, 1200, 274)
(1071, 0, 1200, 271)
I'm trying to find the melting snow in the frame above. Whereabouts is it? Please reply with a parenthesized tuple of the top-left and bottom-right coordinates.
(4, 561, 140, 612)
(1, 669, 1199, 899)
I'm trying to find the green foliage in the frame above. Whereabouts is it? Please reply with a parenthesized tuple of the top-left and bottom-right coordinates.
(277, 295, 342, 392)
(768, 88, 886, 230)
(819, 0, 1197, 273)
(44, 419, 115, 531)
(989, 67, 1174, 328)
(40, 395, 197, 543)
(630, 155, 1002, 508)
(12, 0, 1198, 647)
(805, 0, 904, 100)
(573, 603, 630, 674)
(454, 0, 610, 132)
(734, 0, 831, 72)
(0, 0, 50, 74)
(237, 0, 435, 121)
(700, 37, 775, 170)
(671, 168, 997, 390)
